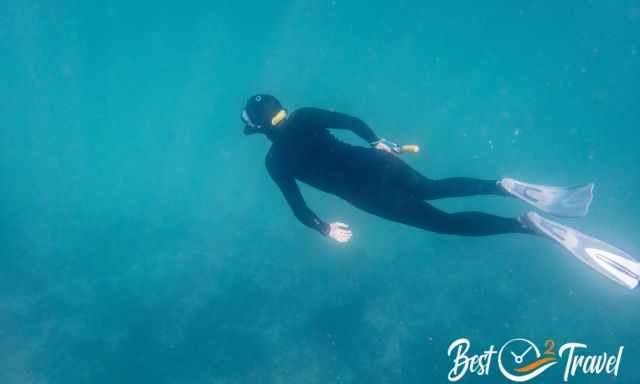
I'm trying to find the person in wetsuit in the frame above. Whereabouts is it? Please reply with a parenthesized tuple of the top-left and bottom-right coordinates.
(242, 94, 532, 243)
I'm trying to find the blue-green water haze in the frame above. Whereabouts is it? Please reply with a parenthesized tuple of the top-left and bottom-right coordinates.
(1, 1, 639, 383)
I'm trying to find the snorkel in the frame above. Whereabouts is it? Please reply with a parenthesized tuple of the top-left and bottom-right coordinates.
(241, 94, 287, 135)
(271, 109, 287, 126)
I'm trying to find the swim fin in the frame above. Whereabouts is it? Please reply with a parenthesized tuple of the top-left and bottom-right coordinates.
(524, 212, 640, 290)
(501, 178, 594, 217)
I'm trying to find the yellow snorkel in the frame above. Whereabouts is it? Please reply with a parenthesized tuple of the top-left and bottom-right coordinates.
(271, 109, 287, 126)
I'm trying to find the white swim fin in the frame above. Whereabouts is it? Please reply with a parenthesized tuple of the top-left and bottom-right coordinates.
(525, 212, 640, 290)
(501, 178, 594, 217)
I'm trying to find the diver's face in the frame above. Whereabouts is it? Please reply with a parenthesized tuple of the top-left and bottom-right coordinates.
(241, 109, 266, 135)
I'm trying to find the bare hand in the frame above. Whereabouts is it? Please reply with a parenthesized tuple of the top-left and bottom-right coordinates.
(328, 222, 352, 243)
(373, 139, 401, 154)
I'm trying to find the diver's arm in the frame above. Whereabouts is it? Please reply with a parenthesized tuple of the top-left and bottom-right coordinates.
(265, 155, 353, 242)
(301, 108, 381, 143)
(266, 155, 330, 235)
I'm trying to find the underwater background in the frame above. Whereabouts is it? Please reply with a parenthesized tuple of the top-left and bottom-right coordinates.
(2, 1, 639, 383)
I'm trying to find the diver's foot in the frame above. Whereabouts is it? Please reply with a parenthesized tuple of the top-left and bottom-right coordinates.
(500, 177, 594, 217)
(525, 211, 640, 290)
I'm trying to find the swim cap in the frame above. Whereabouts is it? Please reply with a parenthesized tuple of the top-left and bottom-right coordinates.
(241, 94, 284, 135)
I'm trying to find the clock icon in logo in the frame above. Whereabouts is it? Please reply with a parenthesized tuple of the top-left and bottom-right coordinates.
(511, 345, 532, 364)
(498, 338, 558, 382)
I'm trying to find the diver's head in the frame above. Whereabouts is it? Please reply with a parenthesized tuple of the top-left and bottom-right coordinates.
(241, 94, 287, 135)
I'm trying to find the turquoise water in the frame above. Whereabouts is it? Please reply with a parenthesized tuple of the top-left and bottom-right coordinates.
(2, 1, 639, 383)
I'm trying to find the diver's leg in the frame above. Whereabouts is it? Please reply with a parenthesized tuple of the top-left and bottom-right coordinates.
(370, 152, 505, 200)
(361, 150, 507, 200)
(395, 163, 506, 200)
(359, 196, 532, 236)
(415, 177, 506, 200)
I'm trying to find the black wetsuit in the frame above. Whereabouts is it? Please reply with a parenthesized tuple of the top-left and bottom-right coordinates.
(265, 108, 528, 237)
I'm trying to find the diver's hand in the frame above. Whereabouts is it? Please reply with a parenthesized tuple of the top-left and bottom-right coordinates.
(374, 142, 395, 154)
(371, 138, 401, 154)
(328, 222, 352, 243)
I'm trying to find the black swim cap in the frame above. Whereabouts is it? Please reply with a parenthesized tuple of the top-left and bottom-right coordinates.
(241, 94, 283, 134)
